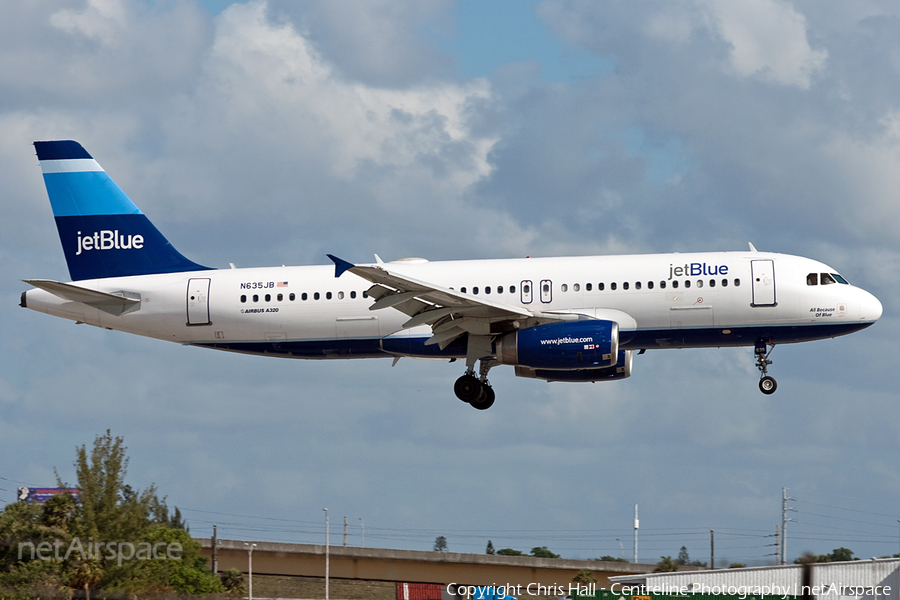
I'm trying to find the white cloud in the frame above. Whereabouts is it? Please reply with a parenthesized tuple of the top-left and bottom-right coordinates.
(699, 0, 827, 88)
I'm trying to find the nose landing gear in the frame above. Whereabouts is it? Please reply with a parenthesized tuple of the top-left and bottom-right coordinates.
(454, 359, 496, 409)
(755, 340, 777, 394)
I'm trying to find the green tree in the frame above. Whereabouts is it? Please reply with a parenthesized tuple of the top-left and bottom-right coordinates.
(0, 431, 221, 597)
(596, 555, 628, 563)
(729, 563, 747, 568)
(573, 570, 597, 584)
(794, 548, 856, 564)
(676, 546, 690, 566)
(220, 568, 245, 594)
(655, 556, 678, 572)
(497, 548, 525, 556)
(67, 559, 103, 600)
(486, 540, 495, 555)
(122, 526, 222, 594)
(531, 546, 560, 559)
(433, 536, 447, 552)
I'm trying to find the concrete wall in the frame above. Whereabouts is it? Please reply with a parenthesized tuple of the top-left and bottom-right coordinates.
(199, 538, 658, 590)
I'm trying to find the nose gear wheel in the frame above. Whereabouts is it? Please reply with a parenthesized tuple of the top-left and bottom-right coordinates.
(755, 341, 777, 395)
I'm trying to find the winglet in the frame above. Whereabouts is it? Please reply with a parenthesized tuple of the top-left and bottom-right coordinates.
(327, 254, 355, 278)
(748, 242, 758, 252)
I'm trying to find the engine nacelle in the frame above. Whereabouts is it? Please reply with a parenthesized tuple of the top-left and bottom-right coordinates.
(514, 350, 634, 382)
(495, 320, 618, 370)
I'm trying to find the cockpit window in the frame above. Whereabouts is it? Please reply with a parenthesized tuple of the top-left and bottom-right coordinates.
(806, 273, 818, 286)
(831, 273, 849, 284)
(820, 273, 837, 285)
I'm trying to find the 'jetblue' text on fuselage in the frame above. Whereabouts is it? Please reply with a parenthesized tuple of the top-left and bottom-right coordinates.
(668, 262, 729, 280)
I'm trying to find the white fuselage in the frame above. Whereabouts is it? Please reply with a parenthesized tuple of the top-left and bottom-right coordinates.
(23, 250, 882, 361)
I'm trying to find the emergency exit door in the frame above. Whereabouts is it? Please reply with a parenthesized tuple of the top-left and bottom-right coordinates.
(751, 260, 776, 307)
(187, 278, 211, 325)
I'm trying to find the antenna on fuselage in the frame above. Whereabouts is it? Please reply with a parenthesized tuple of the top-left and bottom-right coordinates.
(748, 242, 758, 252)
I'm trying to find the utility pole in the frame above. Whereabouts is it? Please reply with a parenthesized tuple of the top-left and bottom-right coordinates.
(323, 508, 329, 600)
(212, 524, 218, 574)
(781, 488, 796, 565)
(360, 518, 365, 548)
(343, 516, 348, 547)
(710, 530, 714, 569)
(633, 504, 639, 564)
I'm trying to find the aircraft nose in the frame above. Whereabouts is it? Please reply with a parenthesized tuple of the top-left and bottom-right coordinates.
(860, 289, 883, 322)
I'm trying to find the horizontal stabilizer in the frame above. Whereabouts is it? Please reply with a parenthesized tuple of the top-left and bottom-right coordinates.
(24, 279, 140, 316)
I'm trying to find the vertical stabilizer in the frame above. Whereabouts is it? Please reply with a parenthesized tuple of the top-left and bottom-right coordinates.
(34, 140, 211, 280)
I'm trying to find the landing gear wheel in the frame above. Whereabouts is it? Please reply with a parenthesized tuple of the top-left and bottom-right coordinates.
(469, 385, 495, 410)
(759, 376, 777, 395)
(454, 374, 483, 403)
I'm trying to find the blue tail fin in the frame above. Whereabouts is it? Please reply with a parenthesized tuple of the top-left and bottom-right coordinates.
(34, 140, 212, 281)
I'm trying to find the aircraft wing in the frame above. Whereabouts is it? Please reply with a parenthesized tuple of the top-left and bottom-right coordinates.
(327, 255, 575, 348)
(24, 279, 141, 316)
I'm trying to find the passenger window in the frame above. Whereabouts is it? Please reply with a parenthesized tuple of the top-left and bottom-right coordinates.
(660, 281, 666, 289)
(326, 292, 332, 300)
(363, 291, 369, 298)
(574, 283, 580, 292)
(314, 292, 320, 300)
(820, 273, 836, 285)
(241, 295, 247, 303)
(522, 285, 529, 294)
(497, 286, 503, 294)
(684, 280, 691, 289)
(485, 286, 491, 294)
(265, 294, 271, 302)
(302, 292, 308, 301)
(623, 282, 629, 290)
(709, 279, 715, 288)
(253, 294, 259, 302)
(672, 281, 679, 289)
(510, 285, 516, 294)
(290, 293, 296, 301)
(350, 291, 356, 299)
(734, 279, 740, 286)
(611, 282, 617, 291)
(473, 286, 479, 295)
(647, 281, 654, 290)
(277, 293, 283, 301)
(338, 291, 344, 299)
(586, 283, 592, 291)
(696, 280, 702, 288)
(461, 287, 467, 294)
(561, 284, 568, 292)
(807, 273, 818, 286)
(599, 283, 605, 291)
(635, 281, 641, 290)
(542, 283, 550, 293)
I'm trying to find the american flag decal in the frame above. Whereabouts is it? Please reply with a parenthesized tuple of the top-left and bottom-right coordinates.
(277, 281, 288, 287)
(584, 344, 597, 350)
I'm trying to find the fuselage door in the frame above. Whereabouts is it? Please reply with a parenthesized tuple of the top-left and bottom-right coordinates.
(751, 259, 776, 306)
(540, 279, 552, 303)
(520, 280, 533, 304)
(187, 278, 211, 325)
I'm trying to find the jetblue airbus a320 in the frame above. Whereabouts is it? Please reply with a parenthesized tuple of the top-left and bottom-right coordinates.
(21, 141, 883, 409)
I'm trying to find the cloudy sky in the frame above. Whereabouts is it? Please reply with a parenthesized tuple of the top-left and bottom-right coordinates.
(2, 0, 899, 566)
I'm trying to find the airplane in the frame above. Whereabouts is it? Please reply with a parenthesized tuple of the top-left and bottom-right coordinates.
(21, 140, 883, 409)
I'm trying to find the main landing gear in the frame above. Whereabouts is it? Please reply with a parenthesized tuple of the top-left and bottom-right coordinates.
(755, 340, 777, 395)
(454, 359, 496, 410)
